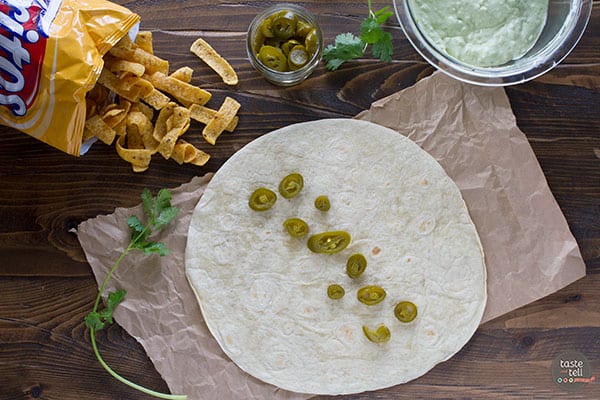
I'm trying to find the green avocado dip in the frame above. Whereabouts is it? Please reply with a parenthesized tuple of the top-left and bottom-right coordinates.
(408, 0, 548, 67)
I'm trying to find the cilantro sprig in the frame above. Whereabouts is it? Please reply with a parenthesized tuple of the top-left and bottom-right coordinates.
(323, 0, 394, 70)
(85, 188, 186, 400)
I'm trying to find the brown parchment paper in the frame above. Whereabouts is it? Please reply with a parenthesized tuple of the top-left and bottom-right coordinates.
(356, 72, 585, 322)
(77, 71, 586, 399)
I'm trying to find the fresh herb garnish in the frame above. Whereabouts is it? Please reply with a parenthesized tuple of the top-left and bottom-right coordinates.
(323, 0, 394, 70)
(85, 188, 186, 400)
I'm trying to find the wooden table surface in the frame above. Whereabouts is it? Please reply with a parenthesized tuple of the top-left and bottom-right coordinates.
(1, 1, 599, 399)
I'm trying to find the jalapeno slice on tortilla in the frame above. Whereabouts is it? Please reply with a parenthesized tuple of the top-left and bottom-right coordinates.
(307, 231, 351, 254)
(327, 284, 345, 300)
(283, 217, 309, 238)
(394, 301, 418, 323)
(314, 195, 330, 211)
(279, 173, 304, 198)
(346, 253, 367, 279)
(362, 325, 390, 343)
(248, 187, 277, 211)
(357, 285, 386, 305)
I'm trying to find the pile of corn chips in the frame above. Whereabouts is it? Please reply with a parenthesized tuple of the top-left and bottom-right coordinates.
(84, 32, 240, 172)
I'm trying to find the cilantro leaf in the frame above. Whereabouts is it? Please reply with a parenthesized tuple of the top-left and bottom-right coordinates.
(371, 31, 393, 62)
(360, 16, 384, 44)
(128, 189, 178, 251)
(154, 189, 173, 216)
(141, 188, 154, 225)
(323, 33, 365, 71)
(374, 6, 394, 24)
(98, 308, 115, 325)
(85, 311, 104, 330)
(106, 289, 126, 310)
(87, 289, 127, 328)
(138, 241, 170, 256)
(127, 215, 147, 241)
(99, 289, 127, 324)
(154, 205, 178, 231)
(324, 3, 394, 70)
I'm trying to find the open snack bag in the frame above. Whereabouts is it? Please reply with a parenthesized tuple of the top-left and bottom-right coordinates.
(0, 0, 139, 156)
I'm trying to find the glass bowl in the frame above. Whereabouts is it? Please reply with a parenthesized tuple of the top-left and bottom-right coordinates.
(393, 0, 593, 86)
(246, 3, 323, 86)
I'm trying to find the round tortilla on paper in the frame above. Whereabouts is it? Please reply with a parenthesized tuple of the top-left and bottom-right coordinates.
(185, 119, 487, 395)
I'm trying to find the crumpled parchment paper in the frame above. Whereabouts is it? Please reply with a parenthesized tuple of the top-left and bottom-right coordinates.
(77, 71, 586, 399)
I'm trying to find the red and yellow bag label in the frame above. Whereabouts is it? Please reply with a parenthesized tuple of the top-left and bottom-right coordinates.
(0, 0, 139, 155)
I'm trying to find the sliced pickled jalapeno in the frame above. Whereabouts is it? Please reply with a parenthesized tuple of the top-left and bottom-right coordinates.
(295, 20, 313, 37)
(288, 45, 309, 69)
(346, 253, 367, 279)
(304, 28, 318, 54)
(258, 45, 288, 72)
(259, 17, 275, 38)
(279, 173, 304, 198)
(248, 187, 277, 211)
(327, 284, 345, 300)
(252, 29, 267, 54)
(283, 218, 309, 238)
(307, 231, 351, 254)
(357, 285, 386, 305)
(281, 39, 302, 56)
(394, 301, 418, 323)
(270, 10, 298, 39)
(362, 325, 390, 343)
(314, 195, 330, 211)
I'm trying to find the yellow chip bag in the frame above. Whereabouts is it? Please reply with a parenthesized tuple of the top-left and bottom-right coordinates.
(0, 0, 140, 156)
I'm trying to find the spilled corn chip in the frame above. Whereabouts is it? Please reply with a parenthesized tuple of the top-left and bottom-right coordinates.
(126, 111, 153, 150)
(98, 69, 153, 102)
(148, 72, 211, 106)
(85, 115, 115, 145)
(135, 31, 154, 55)
(156, 106, 191, 159)
(190, 38, 238, 85)
(170, 66, 194, 83)
(189, 103, 238, 132)
(172, 139, 210, 166)
(130, 101, 154, 121)
(143, 89, 171, 110)
(110, 35, 169, 74)
(116, 135, 152, 172)
(153, 102, 178, 142)
(202, 97, 241, 145)
(105, 55, 145, 77)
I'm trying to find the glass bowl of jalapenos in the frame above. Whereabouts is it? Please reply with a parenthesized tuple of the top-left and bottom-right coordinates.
(247, 3, 323, 86)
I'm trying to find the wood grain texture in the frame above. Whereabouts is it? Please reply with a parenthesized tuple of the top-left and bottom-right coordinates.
(0, 1, 599, 399)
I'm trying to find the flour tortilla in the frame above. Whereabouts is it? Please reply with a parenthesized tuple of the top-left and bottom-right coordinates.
(185, 119, 487, 395)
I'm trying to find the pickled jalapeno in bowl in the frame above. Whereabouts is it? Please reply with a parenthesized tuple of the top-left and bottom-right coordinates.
(247, 4, 323, 86)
